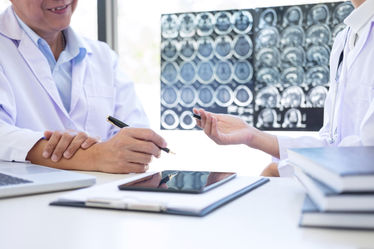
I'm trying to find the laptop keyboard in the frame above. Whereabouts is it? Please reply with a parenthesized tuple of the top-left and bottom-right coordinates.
(0, 172, 32, 186)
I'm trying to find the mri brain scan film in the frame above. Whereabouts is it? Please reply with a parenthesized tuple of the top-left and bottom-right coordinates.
(160, 2, 353, 130)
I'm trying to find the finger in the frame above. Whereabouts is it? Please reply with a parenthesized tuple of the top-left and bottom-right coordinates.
(119, 163, 149, 174)
(126, 151, 153, 165)
(63, 132, 88, 159)
(81, 136, 99, 149)
(199, 109, 207, 128)
(51, 132, 75, 162)
(128, 139, 162, 158)
(43, 130, 53, 140)
(42, 131, 62, 159)
(204, 112, 213, 136)
(125, 128, 167, 149)
(211, 116, 221, 144)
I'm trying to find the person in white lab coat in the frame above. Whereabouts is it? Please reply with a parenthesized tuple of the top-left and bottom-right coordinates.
(0, 0, 167, 173)
(194, 0, 374, 176)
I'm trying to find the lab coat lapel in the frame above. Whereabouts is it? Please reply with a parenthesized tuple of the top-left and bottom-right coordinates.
(346, 20, 374, 70)
(0, 7, 70, 119)
(70, 57, 86, 113)
(17, 32, 70, 119)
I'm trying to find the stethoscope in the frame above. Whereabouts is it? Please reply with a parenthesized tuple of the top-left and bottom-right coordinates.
(328, 27, 350, 144)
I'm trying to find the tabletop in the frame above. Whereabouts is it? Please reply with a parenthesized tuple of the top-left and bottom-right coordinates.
(0, 172, 373, 249)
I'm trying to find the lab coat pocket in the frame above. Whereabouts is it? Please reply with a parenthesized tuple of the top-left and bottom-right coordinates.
(85, 84, 115, 138)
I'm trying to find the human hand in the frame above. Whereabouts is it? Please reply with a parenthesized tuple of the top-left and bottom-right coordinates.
(42, 130, 99, 162)
(92, 128, 167, 174)
(193, 108, 258, 146)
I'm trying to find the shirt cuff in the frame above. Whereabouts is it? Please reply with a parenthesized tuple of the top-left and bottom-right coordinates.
(1, 131, 44, 162)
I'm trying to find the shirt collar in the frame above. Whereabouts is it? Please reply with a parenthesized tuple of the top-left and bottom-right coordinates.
(344, 0, 374, 34)
(13, 8, 88, 63)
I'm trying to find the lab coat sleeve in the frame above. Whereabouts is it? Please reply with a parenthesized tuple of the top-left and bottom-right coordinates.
(0, 65, 44, 162)
(107, 49, 150, 138)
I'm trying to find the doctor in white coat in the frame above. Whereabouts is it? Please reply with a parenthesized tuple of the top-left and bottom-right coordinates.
(0, 0, 167, 173)
(194, 0, 374, 176)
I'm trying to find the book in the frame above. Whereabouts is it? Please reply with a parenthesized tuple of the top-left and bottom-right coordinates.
(288, 146, 374, 192)
(299, 195, 374, 230)
(50, 172, 269, 217)
(294, 167, 374, 211)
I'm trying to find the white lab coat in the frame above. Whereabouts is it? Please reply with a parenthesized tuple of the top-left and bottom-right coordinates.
(0, 7, 149, 162)
(277, 16, 374, 176)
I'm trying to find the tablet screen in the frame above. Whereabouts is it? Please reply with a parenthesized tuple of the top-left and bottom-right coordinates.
(118, 170, 236, 193)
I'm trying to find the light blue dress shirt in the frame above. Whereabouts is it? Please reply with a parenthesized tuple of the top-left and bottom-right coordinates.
(14, 13, 86, 113)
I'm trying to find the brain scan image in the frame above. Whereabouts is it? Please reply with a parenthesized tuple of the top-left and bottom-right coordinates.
(179, 39, 197, 60)
(179, 14, 196, 37)
(256, 67, 280, 85)
(161, 14, 179, 39)
(283, 6, 303, 27)
(161, 40, 178, 61)
(179, 61, 196, 84)
(161, 110, 179, 129)
(308, 86, 328, 107)
(234, 60, 253, 83)
(257, 108, 279, 128)
(215, 85, 234, 107)
(198, 86, 215, 107)
(307, 45, 330, 65)
(256, 48, 280, 68)
(196, 12, 214, 36)
(161, 86, 179, 108)
(307, 4, 329, 25)
(197, 37, 214, 60)
(215, 11, 232, 35)
(306, 24, 331, 45)
(256, 27, 280, 49)
(215, 61, 233, 84)
(232, 10, 253, 34)
(180, 85, 197, 107)
(281, 46, 305, 67)
(282, 108, 304, 128)
(255, 86, 280, 108)
(306, 65, 329, 86)
(233, 85, 253, 106)
(333, 2, 354, 24)
(180, 111, 196, 129)
(160, 2, 353, 131)
(281, 66, 305, 86)
(197, 61, 214, 83)
(259, 8, 277, 29)
(281, 86, 304, 108)
(214, 36, 232, 59)
(161, 62, 178, 84)
(281, 26, 305, 47)
(233, 35, 253, 59)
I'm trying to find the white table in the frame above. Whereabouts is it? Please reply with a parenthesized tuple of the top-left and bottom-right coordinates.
(0, 173, 373, 249)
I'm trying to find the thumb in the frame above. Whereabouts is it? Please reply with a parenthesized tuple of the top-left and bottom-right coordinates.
(43, 130, 53, 140)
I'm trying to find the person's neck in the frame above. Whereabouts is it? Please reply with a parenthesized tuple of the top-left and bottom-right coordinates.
(37, 30, 66, 61)
(351, 0, 365, 8)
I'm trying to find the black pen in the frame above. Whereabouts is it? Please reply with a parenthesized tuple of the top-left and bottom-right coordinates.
(158, 172, 177, 187)
(107, 116, 175, 154)
(191, 113, 201, 120)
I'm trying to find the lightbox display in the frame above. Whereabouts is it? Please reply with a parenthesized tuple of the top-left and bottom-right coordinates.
(160, 1, 354, 130)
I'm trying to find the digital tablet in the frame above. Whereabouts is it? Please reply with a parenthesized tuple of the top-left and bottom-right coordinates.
(118, 170, 236, 194)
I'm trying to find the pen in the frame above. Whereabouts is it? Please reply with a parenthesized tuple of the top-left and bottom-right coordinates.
(191, 113, 201, 120)
(107, 116, 175, 154)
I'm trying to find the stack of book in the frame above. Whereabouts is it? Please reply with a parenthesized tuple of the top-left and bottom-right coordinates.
(288, 146, 374, 230)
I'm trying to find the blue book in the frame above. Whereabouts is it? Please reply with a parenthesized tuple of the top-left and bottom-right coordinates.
(294, 168, 374, 211)
(299, 195, 374, 230)
(288, 146, 374, 192)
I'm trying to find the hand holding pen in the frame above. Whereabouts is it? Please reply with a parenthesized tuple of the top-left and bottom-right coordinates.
(107, 116, 175, 155)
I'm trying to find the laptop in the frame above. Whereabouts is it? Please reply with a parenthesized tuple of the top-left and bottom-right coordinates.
(0, 161, 96, 198)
